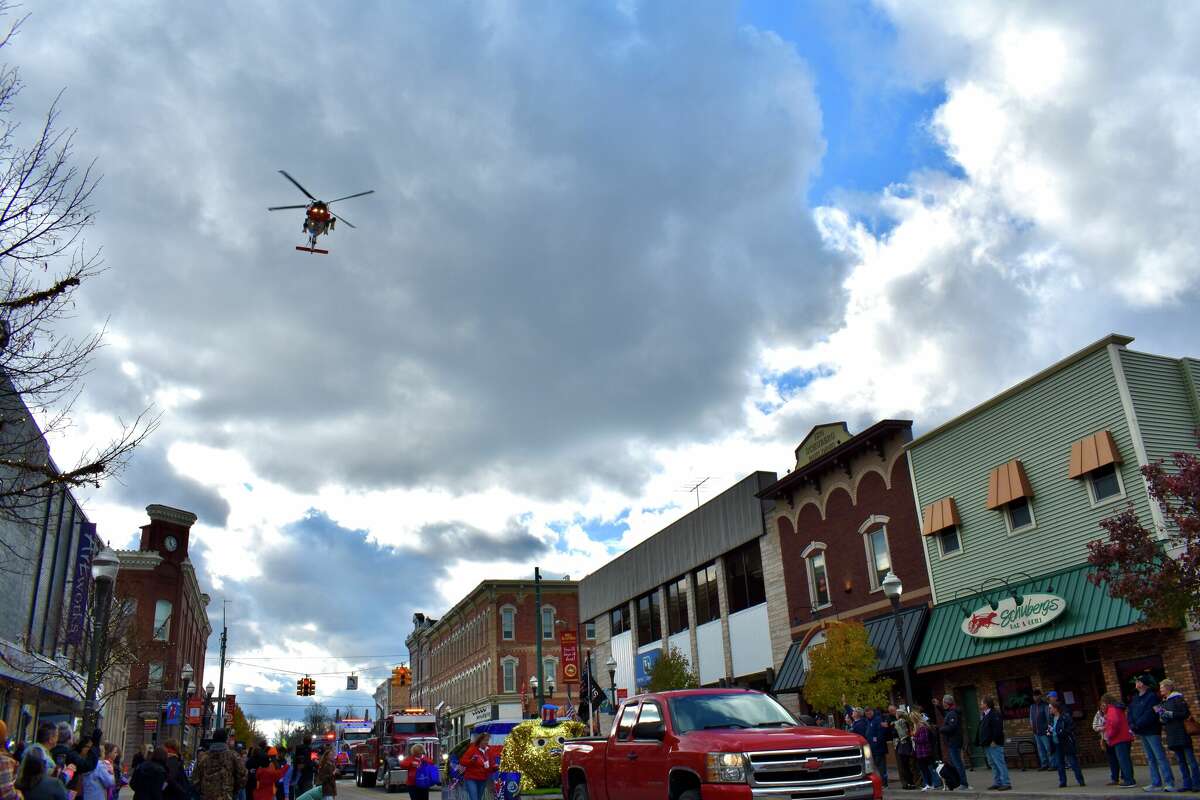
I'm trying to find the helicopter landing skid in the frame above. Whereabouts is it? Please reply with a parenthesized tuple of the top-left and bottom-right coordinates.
(295, 245, 329, 254)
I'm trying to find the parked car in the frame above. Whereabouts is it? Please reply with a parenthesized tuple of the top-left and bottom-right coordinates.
(562, 689, 880, 800)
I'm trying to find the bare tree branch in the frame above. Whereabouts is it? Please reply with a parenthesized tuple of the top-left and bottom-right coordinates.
(0, 3, 155, 557)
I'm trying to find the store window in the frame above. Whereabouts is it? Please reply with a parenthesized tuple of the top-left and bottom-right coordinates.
(501, 606, 515, 641)
(1089, 463, 1124, 503)
(584, 620, 596, 640)
(806, 549, 831, 608)
(693, 563, 720, 625)
(153, 600, 172, 641)
(1115, 655, 1165, 703)
(610, 605, 630, 636)
(865, 528, 892, 589)
(636, 590, 662, 645)
(938, 526, 962, 556)
(725, 540, 766, 613)
(666, 576, 689, 635)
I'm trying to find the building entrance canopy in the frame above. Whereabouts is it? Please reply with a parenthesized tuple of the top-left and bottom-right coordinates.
(915, 564, 1145, 672)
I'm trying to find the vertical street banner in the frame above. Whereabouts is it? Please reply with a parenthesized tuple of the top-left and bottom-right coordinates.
(560, 631, 579, 683)
(164, 698, 182, 726)
(65, 523, 98, 646)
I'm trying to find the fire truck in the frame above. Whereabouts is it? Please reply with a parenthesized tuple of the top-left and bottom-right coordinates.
(351, 709, 439, 789)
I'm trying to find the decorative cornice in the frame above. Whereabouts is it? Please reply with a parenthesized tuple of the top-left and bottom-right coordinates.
(116, 550, 164, 570)
(145, 504, 197, 527)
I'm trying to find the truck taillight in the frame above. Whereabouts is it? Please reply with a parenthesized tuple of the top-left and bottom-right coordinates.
(704, 753, 748, 783)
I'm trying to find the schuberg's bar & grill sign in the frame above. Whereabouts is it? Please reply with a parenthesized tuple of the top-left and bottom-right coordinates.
(961, 593, 1067, 638)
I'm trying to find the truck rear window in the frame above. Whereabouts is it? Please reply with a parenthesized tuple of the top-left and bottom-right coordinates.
(668, 693, 797, 734)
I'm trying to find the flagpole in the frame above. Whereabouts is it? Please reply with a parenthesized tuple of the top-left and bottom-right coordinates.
(586, 649, 596, 736)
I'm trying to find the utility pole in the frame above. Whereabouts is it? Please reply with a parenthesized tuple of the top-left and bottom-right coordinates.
(215, 600, 228, 732)
(535, 567, 545, 711)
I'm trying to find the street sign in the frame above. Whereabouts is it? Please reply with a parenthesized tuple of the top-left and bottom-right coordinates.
(346, 675, 359, 691)
(560, 632, 579, 683)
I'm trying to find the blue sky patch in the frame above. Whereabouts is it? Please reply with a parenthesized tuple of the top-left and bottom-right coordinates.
(740, 0, 962, 206)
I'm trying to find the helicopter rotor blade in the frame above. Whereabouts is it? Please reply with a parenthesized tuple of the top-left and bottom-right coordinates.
(267, 204, 309, 211)
(327, 190, 375, 205)
(333, 214, 356, 229)
(278, 170, 317, 201)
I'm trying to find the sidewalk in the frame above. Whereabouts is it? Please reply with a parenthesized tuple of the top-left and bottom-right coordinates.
(883, 764, 1189, 799)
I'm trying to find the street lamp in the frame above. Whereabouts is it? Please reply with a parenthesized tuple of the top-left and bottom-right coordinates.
(605, 655, 618, 712)
(204, 682, 215, 736)
(82, 546, 121, 732)
(881, 571, 914, 707)
(528, 675, 539, 718)
(179, 663, 194, 748)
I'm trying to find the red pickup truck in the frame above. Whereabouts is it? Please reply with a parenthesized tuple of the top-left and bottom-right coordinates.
(561, 689, 880, 800)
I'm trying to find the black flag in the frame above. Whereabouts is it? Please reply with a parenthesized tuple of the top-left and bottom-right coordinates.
(577, 659, 608, 722)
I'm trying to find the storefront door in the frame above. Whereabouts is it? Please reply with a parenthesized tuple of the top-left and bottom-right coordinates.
(957, 686, 983, 768)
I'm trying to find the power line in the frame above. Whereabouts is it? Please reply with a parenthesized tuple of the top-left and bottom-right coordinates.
(204, 653, 408, 661)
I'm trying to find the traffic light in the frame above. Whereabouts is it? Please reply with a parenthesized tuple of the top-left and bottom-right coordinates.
(296, 677, 316, 696)
(296, 679, 304, 696)
(391, 666, 411, 688)
(306, 678, 316, 696)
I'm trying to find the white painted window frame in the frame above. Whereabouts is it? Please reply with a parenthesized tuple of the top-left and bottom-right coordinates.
(501, 656, 518, 693)
(1086, 463, 1127, 508)
(935, 526, 964, 559)
(801, 542, 833, 610)
(500, 604, 516, 641)
(859, 520, 893, 592)
(1003, 497, 1038, 536)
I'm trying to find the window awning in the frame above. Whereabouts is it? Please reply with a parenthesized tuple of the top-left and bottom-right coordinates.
(774, 607, 929, 695)
(921, 497, 961, 536)
(774, 639, 811, 694)
(1068, 430, 1123, 479)
(986, 459, 1033, 509)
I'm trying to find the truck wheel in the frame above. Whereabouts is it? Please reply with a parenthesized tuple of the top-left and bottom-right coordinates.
(571, 784, 589, 800)
(354, 770, 361, 787)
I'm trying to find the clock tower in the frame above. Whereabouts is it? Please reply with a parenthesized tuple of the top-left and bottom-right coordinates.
(138, 503, 197, 562)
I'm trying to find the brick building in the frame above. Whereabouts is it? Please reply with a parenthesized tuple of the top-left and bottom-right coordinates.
(759, 420, 932, 713)
(108, 505, 211, 755)
(406, 579, 579, 747)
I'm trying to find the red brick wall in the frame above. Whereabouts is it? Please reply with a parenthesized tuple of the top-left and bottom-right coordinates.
(779, 452, 929, 626)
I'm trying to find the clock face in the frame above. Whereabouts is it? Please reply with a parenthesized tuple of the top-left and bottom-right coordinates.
(164, 535, 178, 552)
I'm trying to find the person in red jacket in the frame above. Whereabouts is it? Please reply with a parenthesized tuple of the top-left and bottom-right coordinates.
(1101, 693, 1136, 787)
(459, 733, 494, 800)
(253, 758, 285, 800)
(399, 744, 434, 800)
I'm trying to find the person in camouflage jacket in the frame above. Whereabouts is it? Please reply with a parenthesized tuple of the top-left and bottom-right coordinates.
(196, 731, 247, 800)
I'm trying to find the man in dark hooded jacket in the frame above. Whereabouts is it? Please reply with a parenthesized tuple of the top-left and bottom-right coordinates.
(1130, 674, 1175, 791)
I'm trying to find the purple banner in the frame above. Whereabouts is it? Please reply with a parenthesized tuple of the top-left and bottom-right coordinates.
(65, 522, 98, 646)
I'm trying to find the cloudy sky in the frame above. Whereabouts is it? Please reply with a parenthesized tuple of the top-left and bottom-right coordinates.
(14, 0, 1200, 729)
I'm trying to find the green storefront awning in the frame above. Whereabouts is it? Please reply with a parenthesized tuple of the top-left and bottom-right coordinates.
(915, 563, 1145, 671)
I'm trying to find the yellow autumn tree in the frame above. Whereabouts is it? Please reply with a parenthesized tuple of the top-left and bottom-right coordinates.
(802, 621, 893, 713)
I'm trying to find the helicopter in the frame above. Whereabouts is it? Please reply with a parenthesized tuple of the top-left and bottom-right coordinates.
(268, 170, 374, 254)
